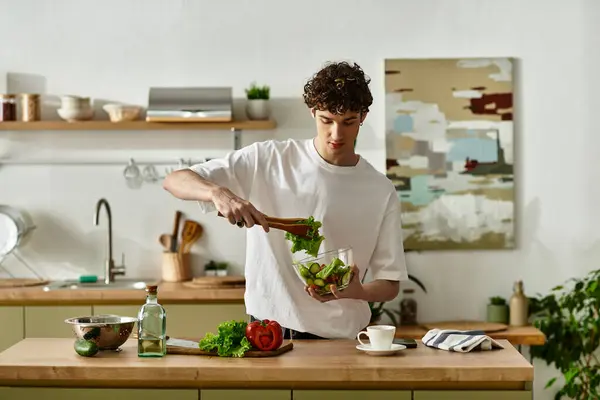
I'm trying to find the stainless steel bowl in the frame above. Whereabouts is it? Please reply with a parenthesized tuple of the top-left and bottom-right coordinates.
(65, 314, 137, 350)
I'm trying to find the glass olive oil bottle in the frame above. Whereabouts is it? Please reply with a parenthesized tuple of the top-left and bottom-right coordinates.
(137, 285, 167, 357)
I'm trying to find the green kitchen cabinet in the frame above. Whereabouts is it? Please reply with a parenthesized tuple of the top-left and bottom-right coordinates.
(24, 306, 92, 338)
(92, 305, 139, 318)
(413, 391, 532, 400)
(0, 307, 24, 352)
(293, 390, 411, 399)
(202, 389, 291, 400)
(0, 388, 197, 400)
(93, 304, 248, 338)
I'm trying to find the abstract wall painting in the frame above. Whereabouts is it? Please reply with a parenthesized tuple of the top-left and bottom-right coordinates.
(384, 58, 515, 251)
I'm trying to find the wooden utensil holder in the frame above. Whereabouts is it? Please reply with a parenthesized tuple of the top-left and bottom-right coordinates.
(162, 252, 191, 282)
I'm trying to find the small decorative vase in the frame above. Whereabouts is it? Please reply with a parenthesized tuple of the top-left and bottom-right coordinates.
(245, 99, 270, 120)
(486, 304, 509, 324)
(509, 280, 529, 326)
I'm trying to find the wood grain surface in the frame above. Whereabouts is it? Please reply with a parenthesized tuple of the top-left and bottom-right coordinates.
(0, 338, 533, 390)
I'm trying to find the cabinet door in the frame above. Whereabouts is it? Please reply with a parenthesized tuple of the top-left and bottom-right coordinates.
(0, 388, 197, 400)
(93, 304, 248, 339)
(202, 389, 290, 400)
(24, 306, 92, 338)
(413, 391, 532, 400)
(92, 305, 139, 318)
(0, 307, 24, 352)
(293, 390, 411, 400)
(164, 304, 247, 338)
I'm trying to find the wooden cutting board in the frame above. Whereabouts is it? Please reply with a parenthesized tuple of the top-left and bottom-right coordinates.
(183, 275, 245, 289)
(0, 278, 49, 288)
(165, 336, 293, 357)
(421, 320, 508, 333)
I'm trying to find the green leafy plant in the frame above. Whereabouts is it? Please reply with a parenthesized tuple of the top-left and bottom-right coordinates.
(369, 274, 427, 325)
(205, 260, 217, 271)
(489, 296, 506, 306)
(245, 82, 270, 100)
(529, 268, 600, 399)
(216, 262, 229, 270)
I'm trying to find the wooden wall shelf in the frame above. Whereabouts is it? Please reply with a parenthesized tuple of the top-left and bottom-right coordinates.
(0, 119, 276, 131)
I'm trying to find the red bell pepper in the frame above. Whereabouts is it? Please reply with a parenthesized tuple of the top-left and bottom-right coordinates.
(245, 319, 283, 351)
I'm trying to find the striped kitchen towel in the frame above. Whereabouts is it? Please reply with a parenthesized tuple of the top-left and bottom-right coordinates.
(422, 329, 505, 352)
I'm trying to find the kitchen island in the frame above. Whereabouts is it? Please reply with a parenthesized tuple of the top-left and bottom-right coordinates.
(0, 337, 533, 399)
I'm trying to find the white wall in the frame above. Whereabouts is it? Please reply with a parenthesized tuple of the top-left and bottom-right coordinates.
(1, 0, 598, 397)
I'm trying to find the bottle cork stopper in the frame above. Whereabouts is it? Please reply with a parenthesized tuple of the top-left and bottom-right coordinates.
(146, 285, 158, 293)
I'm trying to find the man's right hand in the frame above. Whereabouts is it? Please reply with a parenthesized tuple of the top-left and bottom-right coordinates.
(210, 186, 270, 233)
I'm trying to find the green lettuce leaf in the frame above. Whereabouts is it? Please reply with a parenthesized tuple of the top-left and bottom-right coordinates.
(198, 320, 252, 357)
(285, 216, 325, 257)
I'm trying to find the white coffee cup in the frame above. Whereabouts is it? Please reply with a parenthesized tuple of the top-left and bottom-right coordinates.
(357, 325, 396, 350)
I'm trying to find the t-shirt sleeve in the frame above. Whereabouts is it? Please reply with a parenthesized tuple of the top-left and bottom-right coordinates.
(368, 193, 409, 282)
(188, 143, 258, 214)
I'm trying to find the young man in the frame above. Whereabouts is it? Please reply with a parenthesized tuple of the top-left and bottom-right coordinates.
(163, 61, 408, 339)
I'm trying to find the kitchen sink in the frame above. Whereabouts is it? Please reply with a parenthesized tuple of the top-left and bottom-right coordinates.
(43, 279, 153, 291)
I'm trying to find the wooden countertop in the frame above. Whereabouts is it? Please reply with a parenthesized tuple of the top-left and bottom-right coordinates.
(0, 281, 245, 306)
(394, 325, 546, 346)
(0, 338, 533, 390)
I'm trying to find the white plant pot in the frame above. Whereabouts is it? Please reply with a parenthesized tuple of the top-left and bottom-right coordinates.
(216, 269, 228, 277)
(246, 99, 270, 120)
(205, 270, 216, 277)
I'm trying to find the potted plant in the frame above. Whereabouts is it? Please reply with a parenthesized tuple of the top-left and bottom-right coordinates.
(216, 262, 229, 277)
(529, 268, 600, 399)
(245, 82, 270, 120)
(487, 296, 509, 324)
(204, 260, 217, 277)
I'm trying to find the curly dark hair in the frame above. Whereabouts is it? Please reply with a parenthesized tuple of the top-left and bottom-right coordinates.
(303, 61, 373, 115)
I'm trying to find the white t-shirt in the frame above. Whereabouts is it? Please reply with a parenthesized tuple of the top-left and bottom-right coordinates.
(189, 138, 408, 339)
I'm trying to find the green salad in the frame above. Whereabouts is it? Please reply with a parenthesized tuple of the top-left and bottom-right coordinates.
(295, 256, 353, 295)
(284, 216, 324, 257)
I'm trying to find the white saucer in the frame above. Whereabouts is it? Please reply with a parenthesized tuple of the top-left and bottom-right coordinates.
(356, 343, 406, 356)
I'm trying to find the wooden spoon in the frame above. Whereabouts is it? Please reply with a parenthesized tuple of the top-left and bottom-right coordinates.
(217, 212, 312, 239)
(159, 234, 172, 251)
(179, 220, 203, 255)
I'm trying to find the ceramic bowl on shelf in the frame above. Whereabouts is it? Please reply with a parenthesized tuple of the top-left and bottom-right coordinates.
(291, 247, 354, 296)
(57, 107, 94, 122)
(65, 314, 137, 351)
(60, 95, 91, 110)
(103, 104, 141, 122)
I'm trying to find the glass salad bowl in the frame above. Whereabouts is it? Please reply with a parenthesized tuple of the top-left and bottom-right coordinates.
(292, 247, 354, 296)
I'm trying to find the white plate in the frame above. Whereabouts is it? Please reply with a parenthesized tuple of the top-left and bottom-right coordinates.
(356, 343, 406, 356)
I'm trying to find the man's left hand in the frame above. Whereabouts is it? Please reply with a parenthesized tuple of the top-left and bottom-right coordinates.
(305, 265, 365, 303)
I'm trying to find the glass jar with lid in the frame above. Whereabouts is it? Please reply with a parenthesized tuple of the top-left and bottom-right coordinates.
(399, 288, 418, 326)
(0, 94, 17, 121)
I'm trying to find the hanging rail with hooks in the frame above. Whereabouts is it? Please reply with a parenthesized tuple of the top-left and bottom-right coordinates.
(0, 158, 205, 166)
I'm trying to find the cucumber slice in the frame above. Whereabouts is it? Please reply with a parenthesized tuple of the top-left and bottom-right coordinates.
(341, 270, 352, 286)
(306, 278, 314, 286)
(299, 266, 311, 279)
(313, 278, 325, 287)
(309, 263, 321, 274)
